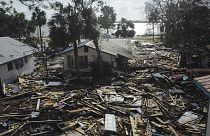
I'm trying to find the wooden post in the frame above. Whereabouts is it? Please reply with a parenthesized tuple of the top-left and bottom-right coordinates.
(206, 99, 210, 136)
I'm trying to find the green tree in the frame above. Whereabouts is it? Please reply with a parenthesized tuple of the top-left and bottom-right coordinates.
(98, 5, 116, 34)
(10, 11, 27, 40)
(31, 7, 46, 53)
(49, 0, 104, 79)
(48, 3, 82, 79)
(145, 0, 210, 67)
(48, 3, 69, 48)
(148, 12, 158, 43)
(115, 18, 136, 38)
(31, 7, 47, 81)
(0, 1, 35, 41)
(82, 8, 104, 77)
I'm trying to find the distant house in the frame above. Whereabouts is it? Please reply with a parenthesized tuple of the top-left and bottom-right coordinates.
(0, 37, 37, 84)
(62, 39, 133, 73)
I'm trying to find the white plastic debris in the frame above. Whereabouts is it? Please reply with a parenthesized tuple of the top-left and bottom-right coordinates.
(178, 111, 198, 124)
(104, 114, 117, 132)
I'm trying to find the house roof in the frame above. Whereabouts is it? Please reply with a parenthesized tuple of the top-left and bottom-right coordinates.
(0, 37, 37, 65)
(62, 39, 133, 59)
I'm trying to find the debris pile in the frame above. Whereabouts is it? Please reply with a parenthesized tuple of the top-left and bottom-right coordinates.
(0, 47, 208, 136)
(130, 43, 179, 70)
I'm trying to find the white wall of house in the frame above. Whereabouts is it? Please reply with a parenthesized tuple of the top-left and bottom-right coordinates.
(64, 46, 117, 72)
(0, 56, 35, 84)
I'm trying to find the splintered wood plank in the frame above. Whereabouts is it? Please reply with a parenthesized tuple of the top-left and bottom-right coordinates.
(130, 116, 138, 136)
(168, 125, 180, 136)
(145, 123, 152, 136)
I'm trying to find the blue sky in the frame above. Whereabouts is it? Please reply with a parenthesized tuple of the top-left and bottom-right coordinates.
(11, 0, 148, 21)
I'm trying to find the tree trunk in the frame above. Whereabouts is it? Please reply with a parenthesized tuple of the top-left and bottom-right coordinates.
(39, 26, 48, 82)
(179, 52, 187, 68)
(39, 26, 44, 64)
(152, 23, 155, 43)
(44, 43, 49, 84)
(93, 38, 104, 77)
(39, 26, 43, 53)
(106, 28, 109, 34)
(160, 33, 163, 42)
(36, 27, 40, 45)
(73, 40, 80, 80)
(18, 35, 21, 42)
(0, 78, 3, 97)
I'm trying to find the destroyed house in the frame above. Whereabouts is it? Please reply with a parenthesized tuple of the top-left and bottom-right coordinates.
(0, 37, 37, 84)
(62, 39, 133, 72)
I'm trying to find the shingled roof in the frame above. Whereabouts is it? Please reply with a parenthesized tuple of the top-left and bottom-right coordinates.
(0, 37, 37, 65)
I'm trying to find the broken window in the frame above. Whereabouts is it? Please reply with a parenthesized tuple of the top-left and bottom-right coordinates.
(79, 56, 88, 69)
(7, 62, 13, 71)
(84, 46, 89, 52)
(67, 55, 73, 68)
(14, 58, 24, 70)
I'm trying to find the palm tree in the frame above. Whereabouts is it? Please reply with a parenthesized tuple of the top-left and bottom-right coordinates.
(48, 4, 69, 48)
(65, 4, 82, 80)
(148, 12, 158, 43)
(48, 1, 104, 79)
(31, 7, 46, 53)
(49, 3, 82, 80)
(31, 7, 47, 81)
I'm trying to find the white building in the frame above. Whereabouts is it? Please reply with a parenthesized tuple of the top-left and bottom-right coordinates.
(0, 37, 37, 84)
(62, 39, 133, 73)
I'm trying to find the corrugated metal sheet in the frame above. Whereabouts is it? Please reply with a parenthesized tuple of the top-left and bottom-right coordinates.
(0, 37, 37, 65)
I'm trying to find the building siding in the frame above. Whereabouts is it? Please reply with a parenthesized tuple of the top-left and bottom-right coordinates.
(0, 56, 35, 84)
(64, 47, 117, 72)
